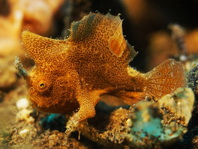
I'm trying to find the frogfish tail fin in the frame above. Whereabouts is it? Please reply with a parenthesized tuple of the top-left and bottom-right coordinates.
(143, 59, 186, 100)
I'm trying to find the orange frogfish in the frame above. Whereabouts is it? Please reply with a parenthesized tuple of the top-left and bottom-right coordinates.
(15, 13, 186, 136)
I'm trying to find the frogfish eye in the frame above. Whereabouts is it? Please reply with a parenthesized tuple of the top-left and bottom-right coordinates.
(37, 81, 48, 91)
(39, 83, 45, 88)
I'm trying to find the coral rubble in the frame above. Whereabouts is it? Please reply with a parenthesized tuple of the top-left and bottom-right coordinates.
(76, 88, 194, 148)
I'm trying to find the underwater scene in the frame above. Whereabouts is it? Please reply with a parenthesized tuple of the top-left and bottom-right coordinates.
(0, 0, 198, 148)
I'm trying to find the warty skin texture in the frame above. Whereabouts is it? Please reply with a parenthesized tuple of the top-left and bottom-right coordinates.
(18, 13, 186, 136)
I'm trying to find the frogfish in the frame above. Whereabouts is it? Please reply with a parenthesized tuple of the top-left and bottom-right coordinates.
(15, 13, 186, 136)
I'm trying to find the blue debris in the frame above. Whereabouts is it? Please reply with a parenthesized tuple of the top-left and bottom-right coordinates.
(39, 114, 66, 132)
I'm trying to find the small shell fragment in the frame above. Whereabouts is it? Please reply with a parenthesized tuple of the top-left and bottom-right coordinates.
(16, 98, 29, 110)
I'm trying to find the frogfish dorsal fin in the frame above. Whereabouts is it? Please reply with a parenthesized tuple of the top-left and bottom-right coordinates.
(67, 12, 137, 60)
(22, 31, 65, 64)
